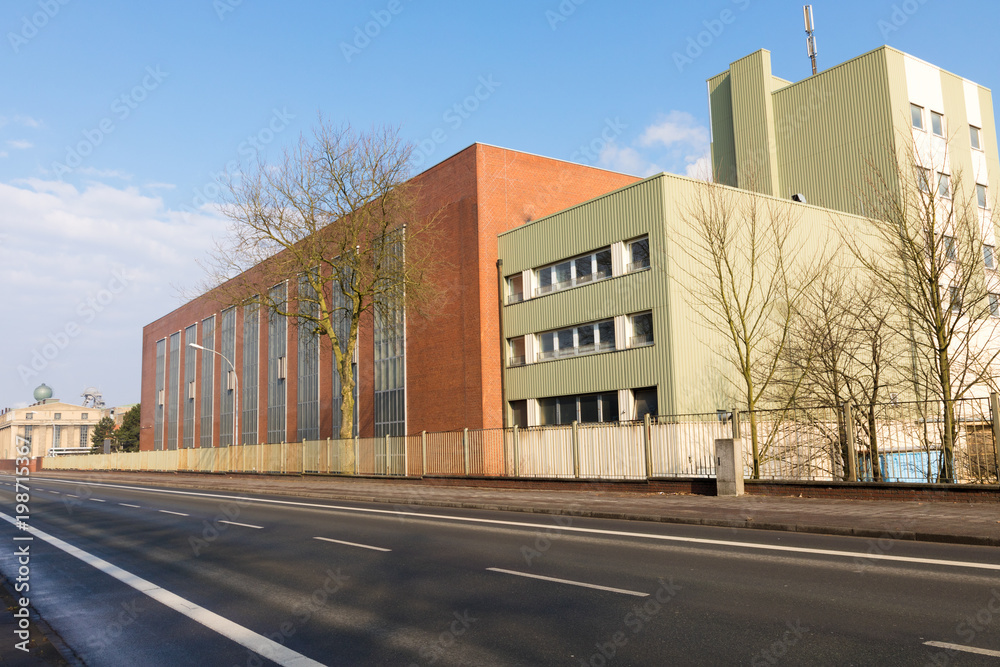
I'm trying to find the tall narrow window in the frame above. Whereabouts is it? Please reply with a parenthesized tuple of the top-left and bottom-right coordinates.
(167, 332, 180, 450)
(507, 274, 524, 303)
(910, 103, 924, 130)
(916, 168, 931, 194)
(297, 273, 320, 442)
(990, 293, 1000, 318)
(630, 312, 654, 347)
(508, 336, 526, 367)
(331, 275, 357, 440)
(628, 237, 650, 272)
(183, 324, 197, 449)
(930, 111, 944, 137)
(949, 287, 962, 314)
(634, 387, 658, 421)
(219, 308, 236, 446)
(154, 338, 165, 450)
(943, 235, 957, 262)
(937, 173, 951, 199)
(509, 400, 528, 428)
(79, 425, 90, 448)
(970, 125, 982, 150)
(267, 283, 287, 444)
(984, 244, 995, 271)
(200, 316, 215, 448)
(977, 184, 988, 209)
(242, 302, 259, 445)
(373, 237, 405, 438)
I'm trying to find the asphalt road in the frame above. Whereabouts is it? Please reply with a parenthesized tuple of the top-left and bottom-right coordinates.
(1, 474, 999, 666)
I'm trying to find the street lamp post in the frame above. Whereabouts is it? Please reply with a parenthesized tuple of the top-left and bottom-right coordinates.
(188, 343, 239, 448)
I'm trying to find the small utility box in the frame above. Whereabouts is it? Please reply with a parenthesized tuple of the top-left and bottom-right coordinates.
(715, 438, 744, 496)
(103, 438, 111, 454)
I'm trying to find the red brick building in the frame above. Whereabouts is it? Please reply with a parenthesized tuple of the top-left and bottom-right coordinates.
(139, 144, 637, 450)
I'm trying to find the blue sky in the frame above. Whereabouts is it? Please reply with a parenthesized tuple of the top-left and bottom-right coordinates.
(1, 0, 997, 411)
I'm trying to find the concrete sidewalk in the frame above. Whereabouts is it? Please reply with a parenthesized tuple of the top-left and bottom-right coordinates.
(34, 470, 1000, 547)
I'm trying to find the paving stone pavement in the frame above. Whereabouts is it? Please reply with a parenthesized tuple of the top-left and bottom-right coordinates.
(34, 471, 1000, 547)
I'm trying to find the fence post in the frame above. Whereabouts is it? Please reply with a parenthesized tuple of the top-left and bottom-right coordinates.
(642, 413, 653, 479)
(463, 427, 470, 476)
(732, 407, 741, 440)
(513, 425, 520, 478)
(572, 420, 580, 478)
(384, 434, 390, 476)
(421, 431, 427, 476)
(353, 437, 359, 476)
(403, 435, 409, 477)
(990, 393, 1000, 483)
(843, 402, 858, 482)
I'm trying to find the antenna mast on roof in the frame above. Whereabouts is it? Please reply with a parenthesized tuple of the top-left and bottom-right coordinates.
(803, 5, 818, 75)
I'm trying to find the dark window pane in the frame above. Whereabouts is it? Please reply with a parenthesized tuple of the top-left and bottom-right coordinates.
(555, 261, 572, 286)
(575, 256, 593, 281)
(558, 328, 575, 351)
(634, 387, 657, 420)
(557, 396, 577, 424)
(596, 249, 612, 278)
(601, 392, 620, 423)
(598, 321, 616, 350)
(631, 238, 650, 268)
(633, 313, 653, 336)
(539, 398, 557, 425)
(539, 267, 552, 288)
(539, 332, 555, 353)
(579, 394, 600, 423)
(577, 324, 594, 348)
(510, 400, 528, 428)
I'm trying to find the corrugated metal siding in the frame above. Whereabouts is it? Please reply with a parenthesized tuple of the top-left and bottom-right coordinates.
(771, 47, 899, 217)
(708, 73, 738, 187)
(729, 50, 780, 196)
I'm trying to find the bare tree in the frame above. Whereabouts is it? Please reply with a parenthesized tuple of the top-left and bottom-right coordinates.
(846, 137, 1000, 481)
(682, 180, 818, 478)
(200, 121, 439, 445)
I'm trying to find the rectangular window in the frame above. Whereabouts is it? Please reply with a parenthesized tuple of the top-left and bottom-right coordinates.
(242, 302, 259, 445)
(53, 425, 61, 448)
(267, 283, 287, 444)
(167, 332, 180, 450)
(200, 316, 215, 448)
(54, 413, 61, 420)
(539, 397, 558, 426)
(917, 168, 931, 194)
(634, 387, 658, 421)
(81, 413, 88, 420)
(930, 111, 944, 137)
(937, 173, 950, 199)
(508, 336, 526, 367)
(579, 394, 600, 423)
(977, 184, 988, 209)
(943, 235, 957, 262)
(538, 393, 618, 425)
(297, 274, 320, 442)
(509, 400, 528, 428)
(949, 287, 962, 314)
(79, 425, 89, 448)
(535, 247, 613, 296)
(628, 237, 650, 272)
(154, 338, 165, 450)
(536, 319, 615, 361)
(911, 103, 924, 130)
(970, 125, 982, 150)
(990, 293, 1000, 318)
(25, 413, 33, 420)
(373, 237, 406, 438)
(630, 312, 654, 347)
(219, 308, 236, 446)
(507, 274, 524, 303)
(985, 244, 995, 271)
(183, 324, 197, 449)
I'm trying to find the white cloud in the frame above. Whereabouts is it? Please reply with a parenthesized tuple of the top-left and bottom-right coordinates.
(7, 139, 33, 150)
(598, 110, 713, 181)
(0, 178, 228, 409)
(76, 166, 133, 180)
(0, 115, 42, 129)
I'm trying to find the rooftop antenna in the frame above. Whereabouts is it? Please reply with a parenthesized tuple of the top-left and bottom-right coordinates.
(803, 5, 818, 75)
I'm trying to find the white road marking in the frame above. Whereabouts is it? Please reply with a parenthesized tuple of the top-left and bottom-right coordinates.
(313, 536, 391, 552)
(158, 510, 188, 517)
(23, 476, 1000, 573)
(0, 511, 324, 667)
(119, 503, 140, 508)
(218, 520, 263, 530)
(924, 641, 1000, 657)
(65, 494, 78, 498)
(90, 499, 106, 503)
(487, 567, 648, 597)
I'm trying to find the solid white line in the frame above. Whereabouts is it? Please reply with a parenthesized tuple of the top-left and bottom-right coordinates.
(313, 536, 391, 552)
(119, 503, 140, 508)
(158, 510, 188, 517)
(24, 476, 1000, 573)
(0, 512, 324, 667)
(487, 567, 648, 597)
(218, 520, 263, 530)
(923, 641, 1000, 657)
